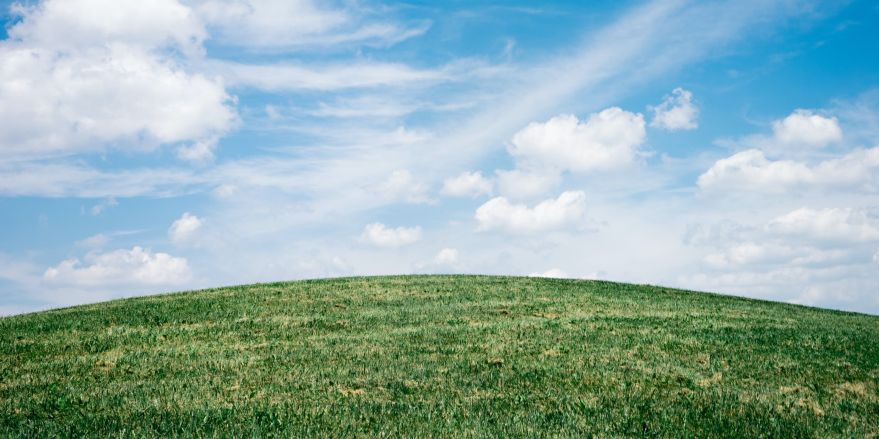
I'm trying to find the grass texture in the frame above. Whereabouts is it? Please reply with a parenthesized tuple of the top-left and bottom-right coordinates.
(1, 275, 878, 437)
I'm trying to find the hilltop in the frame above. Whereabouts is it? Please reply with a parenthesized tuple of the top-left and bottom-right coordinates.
(2, 275, 877, 437)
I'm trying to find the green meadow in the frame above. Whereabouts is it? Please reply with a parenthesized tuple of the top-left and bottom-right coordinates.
(1, 275, 877, 437)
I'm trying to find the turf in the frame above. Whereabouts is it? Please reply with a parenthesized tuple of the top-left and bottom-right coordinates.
(1, 275, 878, 438)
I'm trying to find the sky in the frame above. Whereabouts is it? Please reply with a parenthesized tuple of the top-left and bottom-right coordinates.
(1, 0, 878, 316)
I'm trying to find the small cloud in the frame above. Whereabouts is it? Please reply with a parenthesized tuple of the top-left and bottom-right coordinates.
(360, 222, 422, 247)
(169, 212, 204, 244)
(529, 268, 568, 278)
(43, 246, 191, 287)
(650, 87, 698, 131)
(475, 191, 587, 233)
(177, 137, 219, 163)
(509, 108, 646, 173)
(90, 197, 118, 216)
(434, 248, 459, 265)
(441, 171, 493, 198)
(696, 147, 879, 193)
(772, 109, 842, 148)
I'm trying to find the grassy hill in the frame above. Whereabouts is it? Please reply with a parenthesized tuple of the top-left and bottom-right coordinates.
(1, 275, 878, 437)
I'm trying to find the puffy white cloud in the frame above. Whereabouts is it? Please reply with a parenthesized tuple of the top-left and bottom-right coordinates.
(529, 268, 568, 278)
(697, 149, 811, 190)
(508, 108, 646, 173)
(494, 169, 561, 200)
(43, 246, 191, 286)
(769, 208, 879, 243)
(0, 0, 236, 161)
(697, 147, 879, 192)
(434, 248, 459, 265)
(360, 223, 422, 247)
(772, 109, 842, 148)
(441, 171, 493, 198)
(169, 212, 204, 244)
(9, 0, 206, 54)
(475, 191, 586, 233)
(650, 87, 698, 131)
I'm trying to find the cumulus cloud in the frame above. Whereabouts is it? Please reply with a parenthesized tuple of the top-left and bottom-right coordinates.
(434, 248, 459, 265)
(475, 191, 586, 233)
(772, 109, 842, 148)
(441, 171, 493, 198)
(697, 147, 879, 192)
(769, 208, 879, 243)
(360, 223, 422, 247)
(508, 108, 646, 173)
(0, 0, 236, 161)
(43, 246, 191, 286)
(650, 87, 698, 131)
(529, 268, 568, 278)
(169, 212, 204, 244)
(8, 0, 206, 53)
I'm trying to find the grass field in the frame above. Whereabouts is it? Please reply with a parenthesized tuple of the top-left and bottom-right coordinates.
(1, 275, 878, 437)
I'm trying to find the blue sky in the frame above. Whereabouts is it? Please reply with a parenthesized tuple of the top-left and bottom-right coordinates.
(1, 0, 878, 315)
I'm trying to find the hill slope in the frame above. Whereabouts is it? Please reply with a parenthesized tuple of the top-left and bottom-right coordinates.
(2, 275, 878, 437)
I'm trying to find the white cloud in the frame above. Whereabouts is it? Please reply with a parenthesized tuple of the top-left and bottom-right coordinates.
(697, 146, 879, 192)
(43, 246, 191, 286)
(650, 87, 698, 131)
(211, 60, 447, 91)
(169, 212, 204, 244)
(529, 268, 568, 278)
(772, 109, 842, 148)
(434, 248, 459, 265)
(494, 169, 561, 200)
(441, 171, 493, 198)
(0, 0, 236, 161)
(475, 191, 586, 233)
(769, 208, 879, 243)
(176, 136, 221, 163)
(191, 0, 426, 50)
(874, 250, 879, 263)
(509, 108, 646, 173)
(9, 0, 206, 54)
(359, 223, 422, 247)
(90, 197, 118, 216)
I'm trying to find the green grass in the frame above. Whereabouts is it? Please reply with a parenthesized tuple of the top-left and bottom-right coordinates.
(1, 275, 878, 438)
